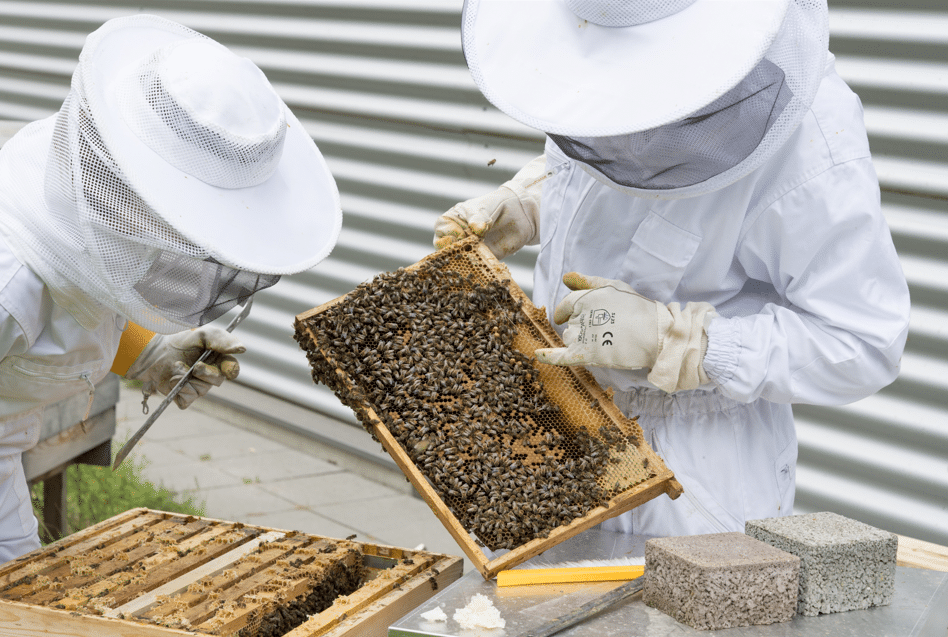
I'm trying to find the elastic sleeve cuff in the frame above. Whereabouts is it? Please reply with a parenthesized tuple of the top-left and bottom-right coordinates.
(111, 322, 157, 376)
(702, 316, 741, 386)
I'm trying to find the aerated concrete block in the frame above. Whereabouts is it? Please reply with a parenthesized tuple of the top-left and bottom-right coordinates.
(746, 512, 898, 616)
(643, 532, 800, 630)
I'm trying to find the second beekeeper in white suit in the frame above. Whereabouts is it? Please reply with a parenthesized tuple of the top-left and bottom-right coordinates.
(0, 15, 341, 562)
(436, 0, 910, 536)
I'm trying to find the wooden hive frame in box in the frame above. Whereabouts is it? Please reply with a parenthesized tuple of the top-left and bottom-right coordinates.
(295, 239, 683, 580)
(0, 508, 461, 637)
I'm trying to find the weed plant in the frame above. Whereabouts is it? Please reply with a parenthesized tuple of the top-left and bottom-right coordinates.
(30, 448, 205, 544)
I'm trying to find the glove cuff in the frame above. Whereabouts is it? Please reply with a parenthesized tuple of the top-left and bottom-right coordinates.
(501, 154, 548, 247)
(648, 302, 717, 393)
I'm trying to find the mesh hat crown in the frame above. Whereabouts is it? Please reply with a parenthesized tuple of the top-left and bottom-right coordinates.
(565, 0, 698, 26)
(117, 38, 288, 189)
(74, 14, 340, 276)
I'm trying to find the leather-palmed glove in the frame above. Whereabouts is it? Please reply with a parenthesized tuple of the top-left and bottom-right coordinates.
(535, 273, 717, 393)
(434, 155, 549, 259)
(124, 326, 245, 409)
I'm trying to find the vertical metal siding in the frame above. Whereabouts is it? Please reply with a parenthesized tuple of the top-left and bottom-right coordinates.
(0, 1, 943, 544)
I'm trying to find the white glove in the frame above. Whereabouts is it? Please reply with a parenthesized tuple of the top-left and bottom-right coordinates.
(535, 273, 717, 393)
(434, 154, 549, 259)
(126, 326, 245, 409)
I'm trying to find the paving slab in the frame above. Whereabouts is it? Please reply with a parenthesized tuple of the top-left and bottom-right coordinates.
(160, 430, 288, 462)
(212, 448, 342, 482)
(317, 494, 463, 559)
(116, 393, 237, 440)
(259, 471, 403, 509)
(123, 438, 191, 469)
(197, 483, 297, 520)
(240, 508, 369, 542)
(139, 459, 242, 494)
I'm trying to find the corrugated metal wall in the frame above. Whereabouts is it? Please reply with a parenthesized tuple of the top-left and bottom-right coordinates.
(0, 1, 944, 545)
(793, 0, 948, 545)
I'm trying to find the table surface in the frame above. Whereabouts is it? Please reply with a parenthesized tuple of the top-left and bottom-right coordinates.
(389, 530, 948, 637)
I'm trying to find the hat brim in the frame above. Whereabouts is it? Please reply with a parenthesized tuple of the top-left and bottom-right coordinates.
(464, 0, 790, 136)
(84, 16, 341, 275)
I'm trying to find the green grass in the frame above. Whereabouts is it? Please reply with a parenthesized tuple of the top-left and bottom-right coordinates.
(30, 448, 205, 544)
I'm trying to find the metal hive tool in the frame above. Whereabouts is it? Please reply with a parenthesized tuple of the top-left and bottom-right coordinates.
(295, 238, 683, 580)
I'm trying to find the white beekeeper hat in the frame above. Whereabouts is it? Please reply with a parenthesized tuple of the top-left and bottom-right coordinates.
(0, 15, 342, 333)
(463, 0, 828, 197)
(85, 14, 340, 274)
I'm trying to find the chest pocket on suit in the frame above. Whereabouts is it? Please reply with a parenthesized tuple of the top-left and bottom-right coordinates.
(618, 211, 702, 302)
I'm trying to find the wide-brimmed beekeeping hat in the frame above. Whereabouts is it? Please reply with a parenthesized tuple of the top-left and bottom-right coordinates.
(463, 0, 829, 197)
(80, 14, 340, 274)
(0, 14, 341, 332)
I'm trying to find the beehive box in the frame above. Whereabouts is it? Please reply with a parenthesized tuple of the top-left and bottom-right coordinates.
(294, 238, 683, 580)
(0, 508, 461, 637)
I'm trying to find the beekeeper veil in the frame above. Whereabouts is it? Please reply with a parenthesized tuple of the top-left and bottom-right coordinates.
(462, 0, 829, 199)
(0, 15, 341, 333)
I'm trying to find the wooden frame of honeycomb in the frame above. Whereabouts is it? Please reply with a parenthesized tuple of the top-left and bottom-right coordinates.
(0, 508, 461, 637)
(295, 239, 683, 580)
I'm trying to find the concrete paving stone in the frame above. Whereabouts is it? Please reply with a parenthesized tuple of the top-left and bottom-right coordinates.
(259, 471, 401, 509)
(116, 384, 250, 441)
(125, 440, 191, 470)
(239, 508, 366, 540)
(213, 449, 342, 483)
(317, 494, 465, 560)
(161, 430, 287, 462)
(197, 484, 297, 520)
(133, 409, 238, 442)
(139, 459, 243, 494)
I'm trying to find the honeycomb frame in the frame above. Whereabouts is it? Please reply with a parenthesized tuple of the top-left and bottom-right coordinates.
(0, 508, 461, 637)
(295, 238, 683, 580)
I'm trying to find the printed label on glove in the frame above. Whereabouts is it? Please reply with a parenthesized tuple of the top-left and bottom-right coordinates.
(576, 308, 615, 346)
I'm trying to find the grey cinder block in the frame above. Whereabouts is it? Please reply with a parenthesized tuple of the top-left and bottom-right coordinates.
(643, 532, 800, 630)
(746, 512, 898, 616)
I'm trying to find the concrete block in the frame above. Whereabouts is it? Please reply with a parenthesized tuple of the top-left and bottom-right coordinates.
(643, 532, 800, 630)
(746, 512, 898, 616)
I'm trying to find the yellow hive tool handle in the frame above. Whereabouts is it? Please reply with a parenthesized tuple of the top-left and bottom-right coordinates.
(497, 564, 645, 587)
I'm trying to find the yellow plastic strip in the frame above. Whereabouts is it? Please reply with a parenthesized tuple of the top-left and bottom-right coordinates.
(111, 322, 157, 377)
(497, 564, 645, 587)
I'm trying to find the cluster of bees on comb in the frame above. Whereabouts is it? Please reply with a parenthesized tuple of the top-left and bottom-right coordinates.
(301, 249, 641, 551)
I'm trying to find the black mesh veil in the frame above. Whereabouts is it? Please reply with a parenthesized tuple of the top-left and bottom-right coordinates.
(134, 255, 278, 326)
(549, 58, 793, 191)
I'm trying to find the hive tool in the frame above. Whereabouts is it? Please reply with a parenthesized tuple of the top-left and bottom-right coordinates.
(112, 297, 254, 470)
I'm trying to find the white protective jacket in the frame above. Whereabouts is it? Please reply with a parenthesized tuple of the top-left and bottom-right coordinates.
(534, 58, 910, 536)
(0, 235, 122, 562)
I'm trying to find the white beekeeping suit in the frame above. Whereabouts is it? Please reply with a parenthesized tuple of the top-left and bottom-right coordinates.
(0, 15, 341, 562)
(436, 0, 909, 536)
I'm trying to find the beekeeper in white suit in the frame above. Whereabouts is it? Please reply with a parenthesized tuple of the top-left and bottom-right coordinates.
(437, 0, 910, 536)
(0, 15, 341, 562)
